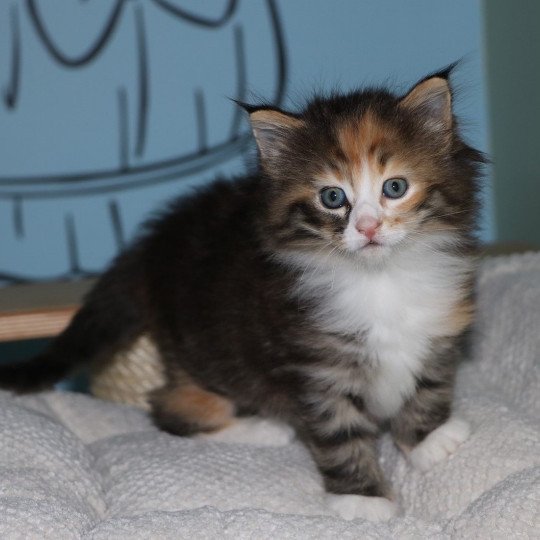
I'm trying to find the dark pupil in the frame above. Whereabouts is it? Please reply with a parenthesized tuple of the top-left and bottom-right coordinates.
(329, 190, 338, 201)
(391, 181, 400, 192)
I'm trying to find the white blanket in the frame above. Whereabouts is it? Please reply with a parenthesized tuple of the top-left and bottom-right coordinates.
(1, 253, 539, 539)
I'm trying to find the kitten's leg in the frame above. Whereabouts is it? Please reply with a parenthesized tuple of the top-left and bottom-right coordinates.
(298, 395, 397, 521)
(391, 368, 470, 472)
(150, 380, 236, 436)
(150, 379, 294, 445)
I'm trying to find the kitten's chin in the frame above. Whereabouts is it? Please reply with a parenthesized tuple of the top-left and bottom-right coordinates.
(350, 242, 394, 266)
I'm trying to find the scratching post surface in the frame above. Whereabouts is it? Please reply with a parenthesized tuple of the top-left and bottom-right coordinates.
(90, 335, 165, 410)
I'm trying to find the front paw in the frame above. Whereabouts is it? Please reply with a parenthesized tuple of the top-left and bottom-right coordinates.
(325, 494, 398, 521)
(408, 417, 470, 472)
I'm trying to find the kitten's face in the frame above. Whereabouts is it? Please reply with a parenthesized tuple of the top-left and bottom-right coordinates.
(250, 75, 481, 266)
(309, 113, 437, 260)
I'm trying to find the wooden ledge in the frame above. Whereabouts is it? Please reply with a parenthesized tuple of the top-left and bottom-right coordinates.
(0, 279, 95, 342)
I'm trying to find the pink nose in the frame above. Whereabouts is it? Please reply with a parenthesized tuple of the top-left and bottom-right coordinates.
(355, 216, 381, 241)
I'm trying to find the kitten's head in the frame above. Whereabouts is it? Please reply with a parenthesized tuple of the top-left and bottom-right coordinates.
(247, 68, 485, 267)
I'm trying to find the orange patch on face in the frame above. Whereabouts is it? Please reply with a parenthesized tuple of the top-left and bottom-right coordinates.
(160, 380, 235, 431)
(336, 111, 393, 182)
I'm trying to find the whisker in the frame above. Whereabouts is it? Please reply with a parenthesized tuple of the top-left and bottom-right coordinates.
(397, 208, 470, 226)
(297, 241, 335, 284)
(305, 244, 340, 284)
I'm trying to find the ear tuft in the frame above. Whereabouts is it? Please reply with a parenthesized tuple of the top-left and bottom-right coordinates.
(231, 99, 259, 114)
(427, 60, 460, 82)
(247, 108, 304, 162)
(399, 76, 453, 133)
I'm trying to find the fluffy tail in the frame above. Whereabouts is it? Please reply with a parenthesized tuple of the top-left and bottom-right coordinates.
(0, 260, 145, 393)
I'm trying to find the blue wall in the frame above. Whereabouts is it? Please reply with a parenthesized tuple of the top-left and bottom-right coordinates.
(0, 0, 492, 285)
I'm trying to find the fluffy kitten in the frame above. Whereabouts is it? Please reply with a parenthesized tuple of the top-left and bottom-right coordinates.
(0, 67, 484, 521)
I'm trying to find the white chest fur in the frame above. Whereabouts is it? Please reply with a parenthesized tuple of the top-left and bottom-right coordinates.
(291, 248, 470, 418)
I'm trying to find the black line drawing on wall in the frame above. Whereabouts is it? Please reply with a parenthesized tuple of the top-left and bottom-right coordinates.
(0, 0, 287, 284)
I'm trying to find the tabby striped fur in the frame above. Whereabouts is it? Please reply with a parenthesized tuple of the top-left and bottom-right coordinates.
(0, 67, 484, 521)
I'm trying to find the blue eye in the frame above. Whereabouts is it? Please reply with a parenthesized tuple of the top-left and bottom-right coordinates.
(382, 178, 408, 199)
(320, 187, 347, 209)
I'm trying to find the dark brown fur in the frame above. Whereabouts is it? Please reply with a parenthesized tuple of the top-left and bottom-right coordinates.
(0, 68, 484, 503)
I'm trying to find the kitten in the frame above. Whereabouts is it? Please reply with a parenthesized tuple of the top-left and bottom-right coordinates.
(0, 67, 484, 521)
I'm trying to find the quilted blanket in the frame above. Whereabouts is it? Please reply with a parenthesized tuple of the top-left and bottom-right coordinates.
(1, 253, 539, 538)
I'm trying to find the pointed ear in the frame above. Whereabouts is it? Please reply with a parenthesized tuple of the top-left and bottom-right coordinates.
(399, 76, 453, 133)
(247, 109, 304, 162)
